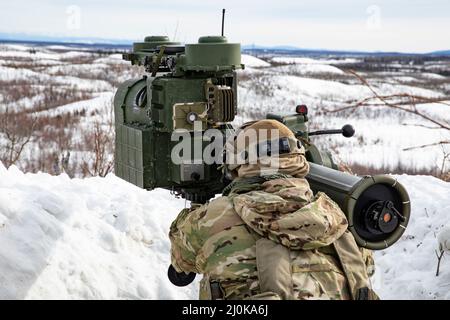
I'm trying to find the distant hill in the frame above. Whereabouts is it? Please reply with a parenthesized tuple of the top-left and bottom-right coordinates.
(241, 44, 437, 57)
(0, 32, 133, 46)
(0, 32, 133, 51)
(1, 32, 449, 56)
(429, 50, 450, 56)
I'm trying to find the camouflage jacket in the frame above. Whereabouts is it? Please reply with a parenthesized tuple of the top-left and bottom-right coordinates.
(170, 176, 376, 300)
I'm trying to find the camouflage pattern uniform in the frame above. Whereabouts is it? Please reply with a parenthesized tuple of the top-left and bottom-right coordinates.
(170, 120, 377, 300)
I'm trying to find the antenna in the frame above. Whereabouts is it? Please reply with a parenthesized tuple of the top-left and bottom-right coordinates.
(173, 20, 179, 41)
(221, 9, 225, 36)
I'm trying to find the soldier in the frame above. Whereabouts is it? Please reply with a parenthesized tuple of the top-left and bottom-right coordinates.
(169, 119, 378, 300)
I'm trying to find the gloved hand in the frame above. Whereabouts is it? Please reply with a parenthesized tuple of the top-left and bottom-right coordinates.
(167, 264, 196, 286)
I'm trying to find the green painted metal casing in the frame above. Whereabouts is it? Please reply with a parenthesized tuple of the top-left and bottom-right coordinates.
(182, 36, 242, 72)
(114, 36, 240, 202)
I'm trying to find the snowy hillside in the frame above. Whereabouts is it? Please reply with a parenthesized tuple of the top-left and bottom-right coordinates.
(1, 44, 449, 177)
(0, 163, 449, 300)
(236, 56, 450, 175)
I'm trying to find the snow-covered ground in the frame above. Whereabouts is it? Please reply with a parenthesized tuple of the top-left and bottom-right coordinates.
(0, 163, 449, 299)
(236, 55, 450, 174)
(372, 175, 450, 299)
(1, 44, 449, 176)
(241, 54, 271, 68)
(0, 163, 198, 299)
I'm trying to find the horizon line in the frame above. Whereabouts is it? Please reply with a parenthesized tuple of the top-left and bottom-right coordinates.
(0, 33, 449, 56)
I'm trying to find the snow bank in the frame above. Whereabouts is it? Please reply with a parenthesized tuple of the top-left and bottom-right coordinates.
(241, 54, 270, 68)
(0, 163, 198, 299)
(1, 163, 449, 299)
(373, 175, 450, 300)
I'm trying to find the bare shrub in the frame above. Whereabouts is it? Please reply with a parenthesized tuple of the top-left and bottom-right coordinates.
(0, 108, 37, 167)
(0, 80, 40, 104)
(59, 54, 97, 65)
(80, 120, 114, 177)
(31, 85, 92, 113)
(344, 162, 442, 177)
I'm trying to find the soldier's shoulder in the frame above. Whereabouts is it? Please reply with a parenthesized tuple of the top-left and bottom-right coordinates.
(207, 196, 234, 214)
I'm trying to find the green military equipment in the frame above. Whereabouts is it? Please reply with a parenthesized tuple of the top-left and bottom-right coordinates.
(114, 34, 241, 203)
(114, 33, 410, 250)
(306, 163, 411, 250)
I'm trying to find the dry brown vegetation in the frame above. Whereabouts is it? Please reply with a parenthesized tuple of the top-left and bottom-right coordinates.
(80, 120, 114, 177)
(0, 108, 36, 167)
(0, 47, 128, 177)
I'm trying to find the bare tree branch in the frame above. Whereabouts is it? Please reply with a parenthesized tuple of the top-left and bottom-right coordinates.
(324, 69, 450, 131)
(403, 141, 450, 151)
(436, 249, 445, 277)
(80, 119, 114, 178)
(0, 108, 37, 167)
(401, 123, 443, 130)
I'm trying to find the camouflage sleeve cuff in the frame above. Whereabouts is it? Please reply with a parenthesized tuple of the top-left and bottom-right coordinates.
(169, 207, 204, 274)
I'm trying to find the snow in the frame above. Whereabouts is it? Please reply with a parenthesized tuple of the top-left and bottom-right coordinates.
(393, 76, 420, 83)
(241, 54, 270, 68)
(271, 56, 361, 65)
(312, 113, 450, 172)
(54, 76, 112, 92)
(0, 163, 449, 299)
(420, 73, 447, 80)
(0, 66, 45, 81)
(44, 63, 110, 76)
(0, 66, 112, 92)
(58, 51, 93, 60)
(94, 55, 130, 65)
(0, 50, 58, 60)
(0, 45, 91, 61)
(44, 45, 76, 51)
(0, 44, 30, 52)
(236, 64, 449, 173)
(35, 92, 114, 117)
(274, 63, 345, 75)
(438, 226, 450, 252)
(0, 163, 199, 299)
(258, 75, 372, 101)
(373, 175, 450, 300)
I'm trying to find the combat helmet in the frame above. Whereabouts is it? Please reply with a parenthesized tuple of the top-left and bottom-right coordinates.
(224, 119, 309, 178)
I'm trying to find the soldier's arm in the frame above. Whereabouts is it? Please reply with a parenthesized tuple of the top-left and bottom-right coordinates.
(169, 206, 206, 274)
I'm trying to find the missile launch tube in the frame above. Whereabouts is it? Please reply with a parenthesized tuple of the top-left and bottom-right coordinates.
(306, 163, 411, 250)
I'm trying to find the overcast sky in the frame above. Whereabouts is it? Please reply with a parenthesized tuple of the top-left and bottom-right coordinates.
(0, 0, 449, 52)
